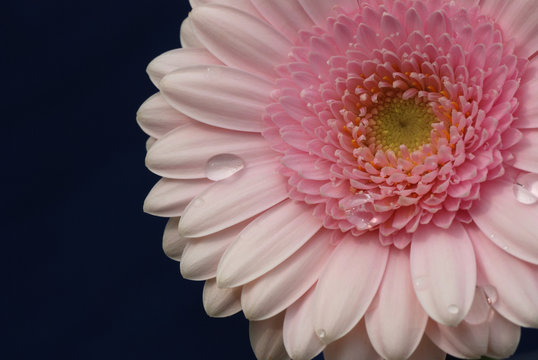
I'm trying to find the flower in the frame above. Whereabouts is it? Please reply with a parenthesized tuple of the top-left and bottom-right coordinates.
(138, 0, 538, 359)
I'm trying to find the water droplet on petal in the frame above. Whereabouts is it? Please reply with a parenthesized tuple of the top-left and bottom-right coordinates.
(316, 329, 326, 339)
(513, 173, 538, 205)
(448, 304, 460, 314)
(482, 285, 498, 305)
(205, 154, 245, 181)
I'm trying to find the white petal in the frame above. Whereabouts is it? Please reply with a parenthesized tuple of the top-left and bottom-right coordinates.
(241, 229, 333, 320)
(467, 223, 538, 327)
(136, 93, 193, 139)
(160, 65, 274, 132)
(323, 321, 382, 360)
(410, 223, 476, 326)
(162, 218, 184, 261)
(178, 161, 288, 237)
(313, 232, 389, 344)
(146, 48, 222, 88)
(145, 122, 273, 179)
(283, 287, 325, 360)
(251, 0, 314, 43)
(143, 178, 213, 217)
(190, 5, 291, 79)
(249, 313, 290, 360)
(179, 18, 203, 48)
(365, 248, 428, 360)
(469, 179, 538, 264)
(202, 278, 241, 317)
(217, 200, 322, 288)
(511, 129, 538, 173)
(180, 221, 247, 280)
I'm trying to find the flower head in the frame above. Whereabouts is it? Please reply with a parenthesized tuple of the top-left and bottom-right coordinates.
(139, 0, 538, 359)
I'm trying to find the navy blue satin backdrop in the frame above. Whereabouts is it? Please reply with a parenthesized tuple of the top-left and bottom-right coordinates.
(5, 1, 537, 359)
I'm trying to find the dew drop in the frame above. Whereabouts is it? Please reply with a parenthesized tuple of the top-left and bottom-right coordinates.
(448, 304, 460, 315)
(205, 154, 245, 181)
(413, 276, 428, 291)
(513, 173, 538, 205)
(316, 329, 327, 339)
(482, 285, 498, 305)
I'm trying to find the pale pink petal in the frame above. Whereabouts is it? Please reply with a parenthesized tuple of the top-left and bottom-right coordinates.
(143, 178, 213, 217)
(162, 217, 184, 261)
(180, 221, 247, 280)
(217, 200, 323, 288)
(494, 0, 538, 58)
(178, 161, 288, 237)
(202, 278, 242, 317)
(298, 0, 359, 28)
(313, 232, 389, 344)
(189, 0, 263, 19)
(513, 57, 538, 129)
(467, 224, 538, 327)
(426, 316, 488, 359)
(323, 322, 382, 360)
(136, 93, 193, 139)
(283, 287, 325, 360)
(468, 179, 538, 264)
(478, 0, 509, 22)
(160, 65, 274, 132)
(249, 313, 290, 360)
(146, 48, 222, 87)
(486, 310, 521, 359)
(251, 0, 314, 43)
(510, 129, 538, 173)
(190, 5, 291, 79)
(145, 137, 156, 151)
(410, 223, 476, 326)
(179, 18, 203, 48)
(145, 122, 273, 179)
(365, 248, 428, 360)
(407, 336, 446, 360)
(241, 229, 333, 320)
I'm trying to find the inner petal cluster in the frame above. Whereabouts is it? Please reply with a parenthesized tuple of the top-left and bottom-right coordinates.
(262, 1, 526, 246)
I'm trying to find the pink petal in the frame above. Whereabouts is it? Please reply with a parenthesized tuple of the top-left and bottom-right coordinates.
(136, 93, 193, 138)
(162, 218, 184, 261)
(468, 179, 538, 264)
(513, 57, 538, 129)
(241, 229, 333, 320)
(251, 0, 314, 43)
(510, 129, 538, 173)
(178, 162, 288, 237)
(146, 48, 222, 88)
(145, 122, 272, 179)
(407, 336, 446, 360)
(283, 287, 325, 360)
(486, 310, 520, 359)
(365, 248, 428, 360)
(160, 65, 274, 132)
(190, 5, 291, 79)
(179, 18, 203, 48)
(180, 221, 247, 280)
(298, 0, 358, 28)
(494, 0, 538, 58)
(217, 200, 322, 288)
(410, 223, 476, 326)
(202, 278, 242, 317)
(143, 178, 213, 217)
(323, 322, 382, 360)
(249, 313, 290, 360)
(466, 223, 538, 327)
(189, 0, 263, 19)
(313, 232, 389, 344)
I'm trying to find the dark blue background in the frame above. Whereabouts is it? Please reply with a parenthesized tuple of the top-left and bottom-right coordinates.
(5, 1, 536, 359)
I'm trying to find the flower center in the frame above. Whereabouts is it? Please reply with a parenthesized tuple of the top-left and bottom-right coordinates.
(362, 98, 436, 155)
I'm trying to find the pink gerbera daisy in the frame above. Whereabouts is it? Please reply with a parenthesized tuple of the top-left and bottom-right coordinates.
(138, 0, 538, 359)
